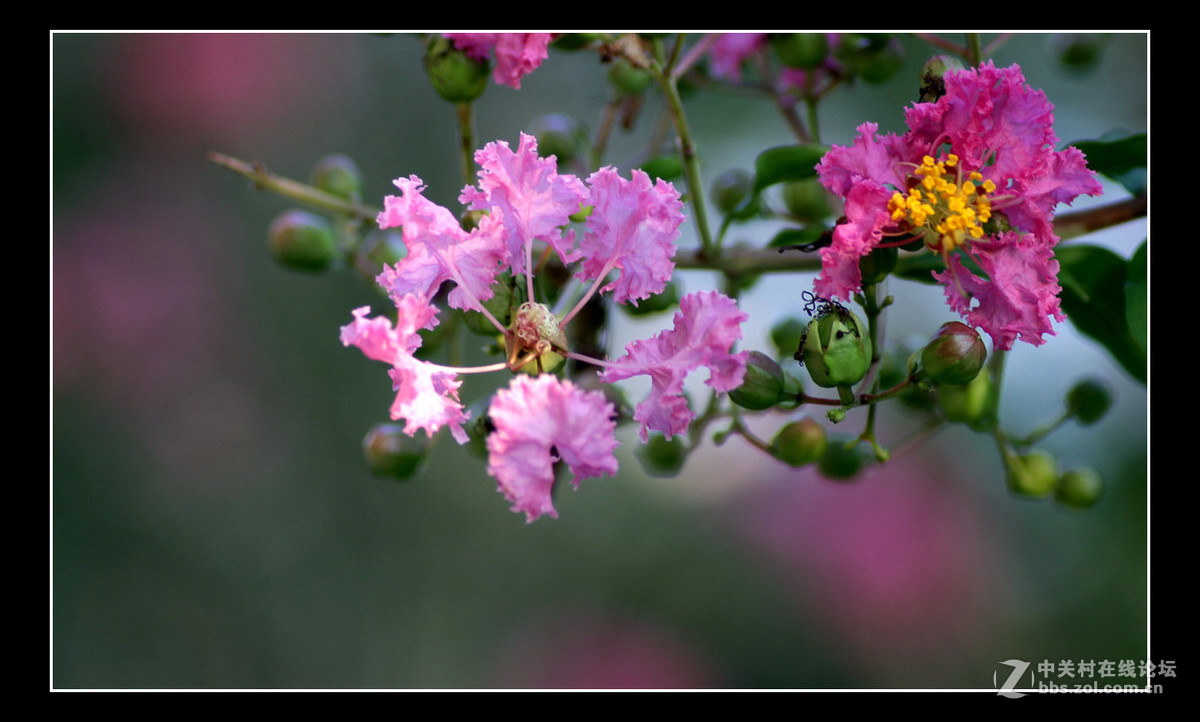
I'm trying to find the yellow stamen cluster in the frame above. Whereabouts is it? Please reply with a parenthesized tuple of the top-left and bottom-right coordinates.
(887, 154, 996, 253)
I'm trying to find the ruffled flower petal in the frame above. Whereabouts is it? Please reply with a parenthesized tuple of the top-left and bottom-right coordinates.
(460, 133, 586, 273)
(600, 291, 748, 441)
(576, 167, 683, 306)
(377, 175, 507, 313)
(935, 232, 1065, 350)
(486, 375, 619, 522)
(444, 33, 553, 89)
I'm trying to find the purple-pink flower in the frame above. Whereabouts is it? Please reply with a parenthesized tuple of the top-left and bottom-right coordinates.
(444, 33, 554, 90)
(814, 62, 1103, 349)
(343, 132, 748, 520)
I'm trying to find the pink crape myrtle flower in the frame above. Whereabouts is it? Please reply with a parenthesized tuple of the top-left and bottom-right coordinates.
(706, 33, 768, 81)
(444, 33, 554, 90)
(814, 61, 1103, 349)
(342, 133, 748, 521)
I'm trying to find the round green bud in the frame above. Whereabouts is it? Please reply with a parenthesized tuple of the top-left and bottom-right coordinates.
(729, 351, 786, 410)
(362, 423, 427, 480)
(635, 434, 688, 477)
(818, 436, 864, 481)
(919, 55, 967, 103)
(267, 209, 337, 272)
(770, 33, 829, 69)
(1007, 451, 1058, 498)
(938, 368, 992, 426)
(770, 418, 827, 468)
(608, 58, 652, 95)
(710, 168, 754, 215)
(1066, 378, 1113, 425)
(352, 229, 403, 276)
(424, 36, 489, 103)
(310, 154, 362, 202)
(781, 178, 833, 224)
(530, 113, 585, 167)
(1051, 34, 1108, 72)
(921, 321, 987, 385)
(1055, 467, 1104, 509)
(797, 306, 872, 388)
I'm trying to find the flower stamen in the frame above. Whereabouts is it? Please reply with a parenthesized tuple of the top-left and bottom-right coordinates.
(887, 154, 996, 254)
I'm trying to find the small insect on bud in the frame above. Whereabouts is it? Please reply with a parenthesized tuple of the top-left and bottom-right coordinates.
(770, 418, 827, 468)
(1007, 451, 1058, 498)
(729, 351, 786, 410)
(363, 423, 428, 480)
(267, 209, 337, 272)
(795, 292, 872, 391)
(921, 321, 987, 386)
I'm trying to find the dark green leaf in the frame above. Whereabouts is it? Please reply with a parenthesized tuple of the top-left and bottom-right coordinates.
(1071, 132, 1147, 195)
(638, 155, 684, 181)
(752, 144, 828, 193)
(767, 226, 827, 250)
(1125, 239, 1147, 352)
(1056, 243, 1146, 383)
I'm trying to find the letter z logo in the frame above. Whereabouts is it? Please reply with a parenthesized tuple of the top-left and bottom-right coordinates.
(994, 659, 1031, 698)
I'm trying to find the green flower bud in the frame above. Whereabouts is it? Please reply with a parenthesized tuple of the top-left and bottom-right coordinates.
(921, 321, 987, 385)
(363, 423, 427, 480)
(635, 434, 688, 477)
(771, 317, 807, 362)
(310, 154, 362, 202)
(818, 436, 865, 481)
(781, 177, 833, 224)
(770, 418, 827, 468)
(1066, 378, 1113, 425)
(796, 305, 872, 389)
(938, 368, 992, 426)
(1007, 451, 1058, 498)
(1051, 34, 1108, 73)
(770, 33, 829, 69)
(530, 113, 585, 167)
(424, 35, 489, 103)
(919, 55, 967, 103)
(1055, 467, 1104, 509)
(729, 351, 786, 410)
(608, 58, 652, 96)
(710, 168, 754, 216)
(352, 229, 403, 276)
(267, 209, 337, 272)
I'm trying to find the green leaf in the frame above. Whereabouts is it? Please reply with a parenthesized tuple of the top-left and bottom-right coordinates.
(767, 225, 827, 250)
(1125, 239, 1147, 353)
(1071, 131, 1147, 196)
(638, 155, 684, 181)
(751, 144, 828, 194)
(1056, 243, 1146, 383)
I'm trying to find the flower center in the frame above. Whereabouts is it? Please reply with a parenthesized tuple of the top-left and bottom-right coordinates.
(507, 302, 567, 374)
(888, 154, 996, 254)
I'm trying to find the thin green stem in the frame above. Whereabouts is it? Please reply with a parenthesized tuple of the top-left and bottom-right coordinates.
(207, 152, 379, 220)
(456, 102, 476, 188)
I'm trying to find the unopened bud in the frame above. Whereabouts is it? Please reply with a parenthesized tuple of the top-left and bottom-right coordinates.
(363, 423, 427, 480)
(608, 58, 652, 95)
(781, 177, 833, 224)
(635, 434, 688, 477)
(1007, 451, 1058, 498)
(770, 33, 829, 69)
(729, 351, 786, 410)
(710, 168, 754, 215)
(818, 436, 865, 481)
(1066, 378, 1113, 425)
(770, 418, 827, 468)
(796, 305, 872, 389)
(311, 154, 362, 202)
(267, 209, 337, 272)
(530, 113, 585, 167)
(938, 368, 992, 426)
(1055, 467, 1104, 509)
(425, 35, 489, 103)
(921, 321, 987, 385)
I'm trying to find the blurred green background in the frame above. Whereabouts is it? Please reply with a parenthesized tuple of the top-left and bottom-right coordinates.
(53, 32, 1148, 689)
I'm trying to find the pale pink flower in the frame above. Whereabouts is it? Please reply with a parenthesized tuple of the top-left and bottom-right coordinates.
(601, 291, 749, 442)
(486, 375, 619, 522)
(444, 33, 553, 90)
(575, 166, 683, 307)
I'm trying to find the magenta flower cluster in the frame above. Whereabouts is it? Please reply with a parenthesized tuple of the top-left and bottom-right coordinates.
(342, 133, 748, 521)
(815, 61, 1103, 350)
